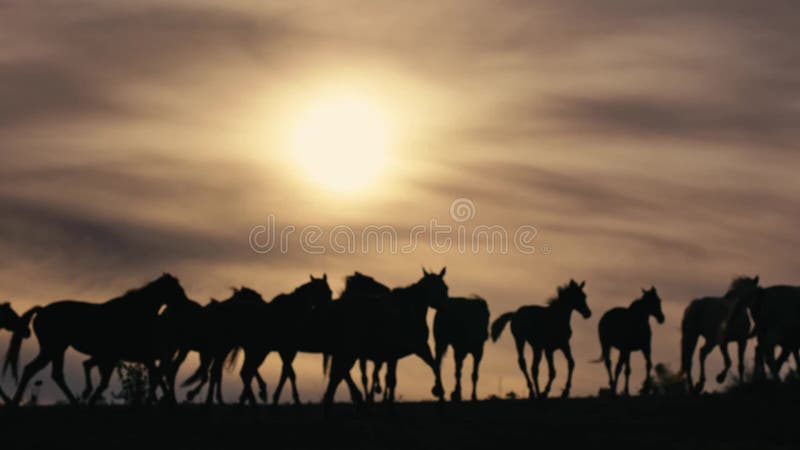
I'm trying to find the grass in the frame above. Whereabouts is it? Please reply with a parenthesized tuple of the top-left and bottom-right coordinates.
(1, 391, 799, 450)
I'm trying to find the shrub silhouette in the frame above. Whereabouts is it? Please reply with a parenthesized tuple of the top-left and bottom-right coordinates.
(642, 363, 686, 396)
(113, 362, 149, 406)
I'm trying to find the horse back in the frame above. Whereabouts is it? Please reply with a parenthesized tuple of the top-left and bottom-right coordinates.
(598, 307, 650, 350)
(433, 297, 490, 345)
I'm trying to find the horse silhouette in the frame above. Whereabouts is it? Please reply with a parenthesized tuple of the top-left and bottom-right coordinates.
(4, 273, 190, 405)
(321, 271, 392, 403)
(320, 268, 449, 412)
(181, 288, 267, 404)
(680, 276, 760, 392)
(0, 303, 31, 403)
(730, 282, 800, 379)
(79, 294, 214, 404)
(593, 287, 664, 395)
(182, 275, 337, 405)
(433, 296, 490, 401)
(491, 279, 590, 399)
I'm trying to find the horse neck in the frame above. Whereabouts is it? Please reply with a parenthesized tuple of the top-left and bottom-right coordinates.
(390, 285, 428, 316)
(548, 300, 574, 324)
(628, 299, 650, 320)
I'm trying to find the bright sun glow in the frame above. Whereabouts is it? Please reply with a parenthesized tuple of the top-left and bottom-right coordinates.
(290, 95, 390, 192)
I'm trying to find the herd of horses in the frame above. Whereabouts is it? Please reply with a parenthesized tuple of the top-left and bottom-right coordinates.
(0, 270, 798, 409)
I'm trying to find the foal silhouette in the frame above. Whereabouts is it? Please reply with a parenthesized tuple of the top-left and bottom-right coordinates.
(594, 287, 664, 395)
(680, 276, 760, 392)
(433, 296, 490, 401)
(491, 279, 590, 399)
(4, 273, 189, 405)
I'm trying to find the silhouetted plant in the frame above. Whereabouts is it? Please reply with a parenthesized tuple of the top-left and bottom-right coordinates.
(642, 363, 686, 396)
(113, 362, 149, 406)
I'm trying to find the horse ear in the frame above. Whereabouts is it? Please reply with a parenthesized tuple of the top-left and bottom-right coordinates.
(754, 275, 759, 284)
(439, 267, 446, 277)
(580, 280, 586, 288)
(642, 288, 647, 294)
(309, 274, 315, 282)
(323, 273, 327, 281)
(422, 267, 429, 276)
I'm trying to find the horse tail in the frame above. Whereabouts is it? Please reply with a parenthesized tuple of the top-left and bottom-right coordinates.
(680, 302, 700, 376)
(4, 305, 41, 380)
(490, 311, 515, 342)
(322, 353, 330, 376)
(225, 347, 240, 372)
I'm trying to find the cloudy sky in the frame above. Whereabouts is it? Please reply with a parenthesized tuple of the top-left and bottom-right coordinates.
(2, 0, 799, 402)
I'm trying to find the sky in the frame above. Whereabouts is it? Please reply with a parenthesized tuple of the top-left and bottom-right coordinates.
(1, 0, 800, 403)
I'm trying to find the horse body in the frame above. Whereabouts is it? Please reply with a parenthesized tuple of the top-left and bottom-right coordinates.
(491, 279, 590, 399)
(433, 296, 490, 401)
(747, 285, 800, 378)
(5, 273, 190, 405)
(595, 287, 664, 395)
(680, 276, 760, 392)
(321, 268, 449, 411)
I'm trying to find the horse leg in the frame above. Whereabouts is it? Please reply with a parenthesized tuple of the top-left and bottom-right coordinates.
(696, 341, 714, 392)
(763, 342, 781, 379)
(359, 358, 369, 401)
(612, 350, 627, 395)
(531, 346, 543, 399)
(793, 348, 800, 371)
(254, 372, 268, 403)
(623, 352, 632, 396)
(344, 372, 363, 404)
(541, 349, 556, 398)
(322, 355, 356, 415)
(435, 339, 448, 399)
(514, 335, 533, 399)
(716, 342, 732, 384)
(471, 347, 483, 402)
(736, 339, 747, 383)
(643, 345, 654, 394)
(775, 346, 792, 379)
(372, 361, 383, 397)
(414, 344, 444, 401)
(273, 352, 290, 405)
(451, 349, 466, 402)
(166, 349, 188, 404)
(207, 357, 224, 405)
(50, 351, 78, 405)
(81, 357, 97, 400)
(88, 360, 115, 406)
(601, 344, 613, 389)
(186, 351, 211, 402)
(384, 359, 398, 403)
(12, 352, 52, 405)
(239, 349, 267, 406)
(285, 355, 303, 405)
(561, 345, 575, 398)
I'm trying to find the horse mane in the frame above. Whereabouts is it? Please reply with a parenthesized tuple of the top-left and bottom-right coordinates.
(547, 281, 573, 307)
(725, 276, 756, 298)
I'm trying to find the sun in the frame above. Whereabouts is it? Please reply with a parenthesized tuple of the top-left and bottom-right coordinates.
(289, 94, 390, 192)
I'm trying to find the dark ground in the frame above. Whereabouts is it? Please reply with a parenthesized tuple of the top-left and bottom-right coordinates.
(1, 392, 798, 450)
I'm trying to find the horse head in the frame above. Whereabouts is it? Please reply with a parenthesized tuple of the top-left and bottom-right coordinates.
(640, 286, 665, 324)
(342, 271, 390, 300)
(558, 279, 591, 318)
(149, 272, 189, 307)
(296, 274, 333, 309)
(0, 302, 29, 337)
(416, 267, 449, 309)
(726, 275, 761, 309)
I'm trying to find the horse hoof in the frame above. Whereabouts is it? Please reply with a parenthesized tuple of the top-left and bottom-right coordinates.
(432, 385, 444, 399)
(561, 389, 570, 399)
(450, 391, 462, 402)
(471, 394, 478, 402)
(374, 386, 383, 394)
(716, 373, 727, 384)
